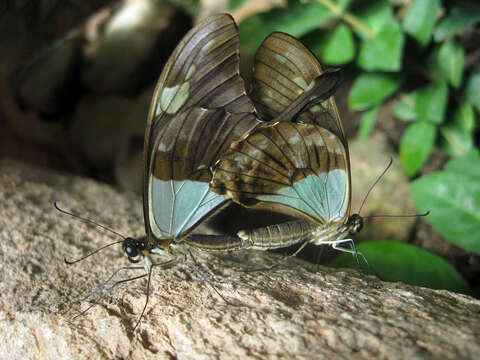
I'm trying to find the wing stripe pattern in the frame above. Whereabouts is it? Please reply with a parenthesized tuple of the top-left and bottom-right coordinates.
(251, 32, 347, 149)
(143, 14, 261, 241)
(253, 59, 301, 106)
(212, 122, 350, 225)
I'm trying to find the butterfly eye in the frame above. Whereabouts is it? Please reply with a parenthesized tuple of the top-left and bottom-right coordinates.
(125, 245, 138, 257)
(123, 237, 143, 263)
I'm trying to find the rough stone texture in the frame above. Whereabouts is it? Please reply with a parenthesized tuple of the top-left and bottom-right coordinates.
(1, 158, 479, 360)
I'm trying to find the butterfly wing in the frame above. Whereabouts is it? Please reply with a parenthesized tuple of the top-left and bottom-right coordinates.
(211, 122, 350, 226)
(251, 32, 346, 147)
(214, 33, 353, 240)
(144, 14, 260, 243)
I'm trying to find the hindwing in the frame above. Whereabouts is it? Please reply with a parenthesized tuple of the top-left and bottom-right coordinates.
(251, 32, 346, 147)
(211, 122, 350, 226)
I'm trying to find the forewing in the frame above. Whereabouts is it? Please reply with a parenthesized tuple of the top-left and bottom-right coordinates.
(144, 14, 261, 240)
(251, 32, 346, 146)
(211, 122, 351, 225)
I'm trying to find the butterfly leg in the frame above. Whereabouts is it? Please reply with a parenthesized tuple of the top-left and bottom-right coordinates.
(327, 239, 382, 282)
(245, 239, 311, 273)
(71, 265, 147, 322)
(182, 246, 244, 306)
(328, 238, 370, 270)
(132, 252, 181, 331)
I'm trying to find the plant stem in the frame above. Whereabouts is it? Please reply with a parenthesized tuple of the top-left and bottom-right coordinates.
(310, 0, 375, 38)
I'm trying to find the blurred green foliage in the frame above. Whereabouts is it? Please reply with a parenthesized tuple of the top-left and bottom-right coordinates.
(411, 150, 480, 255)
(331, 241, 472, 295)
(229, 0, 479, 295)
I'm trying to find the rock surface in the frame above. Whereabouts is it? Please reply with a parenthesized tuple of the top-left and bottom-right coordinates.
(1, 158, 479, 359)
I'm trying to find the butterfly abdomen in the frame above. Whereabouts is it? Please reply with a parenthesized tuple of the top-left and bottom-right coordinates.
(185, 233, 249, 252)
(238, 220, 316, 250)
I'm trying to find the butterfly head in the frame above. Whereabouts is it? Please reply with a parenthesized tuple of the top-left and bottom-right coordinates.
(347, 213, 363, 235)
(123, 236, 149, 263)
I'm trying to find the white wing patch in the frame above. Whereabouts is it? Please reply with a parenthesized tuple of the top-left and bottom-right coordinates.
(149, 177, 227, 239)
(257, 169, 349, 223)
(159, 82, 190, 115)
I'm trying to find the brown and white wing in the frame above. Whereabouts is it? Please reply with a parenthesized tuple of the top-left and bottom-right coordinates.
(251, 32, 346, 147)
(144, 14, 261, 241)
(211, 122, 351, 226)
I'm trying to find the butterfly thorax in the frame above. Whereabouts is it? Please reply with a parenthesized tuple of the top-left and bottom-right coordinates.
(311, 213, 363, 245)
(123, 235, 184, 275)
(123, 235, 175, 263)
(346, 213, 363, 234)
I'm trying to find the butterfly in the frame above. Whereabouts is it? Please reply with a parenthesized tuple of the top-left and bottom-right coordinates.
(210, 32, 363, 259)
(123, 15, 342, 263)
(121, 14, 263, 267)
(64, 15, 341, 328)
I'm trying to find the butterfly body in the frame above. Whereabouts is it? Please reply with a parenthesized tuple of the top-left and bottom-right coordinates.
(236, 213, 363, 252)
(131, 16, 342, 264)
(110, 14, 265, 270)
(59, 15, 346, 330)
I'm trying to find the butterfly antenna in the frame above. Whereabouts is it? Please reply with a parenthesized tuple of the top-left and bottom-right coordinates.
(358, 157, 393, 215)
(363, 210, 430, 219)
(54, 202, 127, 239)
(64, 240, 124, 265)
(54, 202, 127, 264)
(354, 159, 431, 219)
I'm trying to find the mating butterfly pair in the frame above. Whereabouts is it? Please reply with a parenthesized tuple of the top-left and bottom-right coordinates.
(122, 13, 363, 275)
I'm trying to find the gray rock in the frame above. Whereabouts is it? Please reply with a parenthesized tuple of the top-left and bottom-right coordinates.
(1, 158, 479, 359)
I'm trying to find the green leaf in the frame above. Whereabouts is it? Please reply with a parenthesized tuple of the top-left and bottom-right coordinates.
(357, 105, 379, 141)
(415, 81, 449, 124)
(348, 72, 402, 111)
(357, 19, 404, 71)
(437, 39, 464, 88)
(464, 64, 480, 112)
(400, 121, 436, 176)
(331, 241, 471, 295)
(440, 125, 473, 158)
(321, 24, 355, 65)
(410, 169, 480, 254)
(453, 102, 475, 132)
(394, 93, 418, 121)
(441, 102, 475, 157)
(353, 0, 393, 39)
(238, 2, 336, 55)
(402, 0, 440, 46)
(444, 149, 480, 177)
(434, 2, 480, 41)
